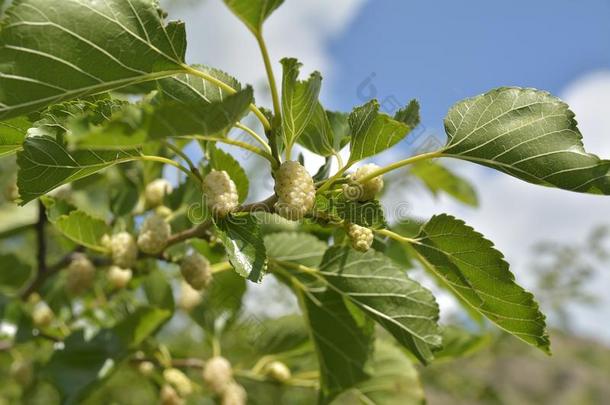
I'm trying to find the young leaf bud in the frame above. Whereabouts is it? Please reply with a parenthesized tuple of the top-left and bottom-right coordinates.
(107, 266, 132, 289)
(109, 231, 138, 269)
(180, 252, 212, 290)
(66, 254, 95, 295)
(343, 163, 384, 201)
(137, 214, 171, 254)
(274, 161, 316, 220)
(203, 170, 239, 218)
(347, 224, 374, 252)
(163, 367, 193, 397)
(264, 361, 291, 383)
(202, 356, 233, 394)
(145, 179, 173, 208)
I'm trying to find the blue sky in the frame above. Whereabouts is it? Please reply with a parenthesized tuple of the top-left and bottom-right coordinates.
(326, 0, 610, 128)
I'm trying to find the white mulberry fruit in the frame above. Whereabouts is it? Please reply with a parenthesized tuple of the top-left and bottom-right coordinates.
(178, 281, 202, 311)
(145, 178, 173, 208)
(203, 170, 239, 218)
(202, 356, 233, 394)
(264, 361, 291, 383)
(347, 224, 374, 252)
(32, 301, 53, 328)
(274, 161, 315, 220)
(107, 266, 132, 289)
(163, 368, 193, 397)
(343, 163, 384, 201)
(160, 384, 184, 405)
(66, 254, 95, 295)
(221, 382, 247, 405)
(109, 232, 138, 268)
(180, 252, 212, 290)
(137, 214, 171, 254)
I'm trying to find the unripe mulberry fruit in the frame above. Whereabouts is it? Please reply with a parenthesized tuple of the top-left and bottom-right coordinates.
(138, 361, 154, 376)
(274, 161, 315, 220)
(264, 361, 291, 383)
(343, 163, 384, 201)
(32, 301, 54, 328)
(163, 368, 193, 397)
(107, 266, 132, 289)
(109, 232, 138, 268)
(203, 170, 239, 217)
(222, 382, 247, 405)
(145, 178, 173, 208)
(137, 214, 171, 254)
(180, 252, 212, 290)
(66, 254, 95, 295)
(347, 224, 374, 252)
(178, 281, 202, 311)
(202, 356, 233, 394)
(10, 360, 33, 386)
(160, 384, 184, 405)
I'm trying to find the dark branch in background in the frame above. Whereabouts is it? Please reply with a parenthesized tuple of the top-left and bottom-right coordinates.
(35, 201, 47, 274)
(21, 247, 85, 299)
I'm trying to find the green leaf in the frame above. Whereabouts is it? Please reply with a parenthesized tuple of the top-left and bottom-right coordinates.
(0, 116, 30, 157)
(222, 0, 284, 36)
(214, 213, 268, 282)
(433, 325, 491, 360)
(394, 99, 421, 128)
(0, 253, 32, 294)
(142, 269, 175, 312)
(443, 87, 610, 194)
(265, 232, 328, 268)
(297, 287, 374, 405)
(42, 306, 170, 404)
(280, 58, 322, 150)
(298, 103, 349, 157)
(0, 0, 188, 120)
(409, 161, 478, 206)
(348, 100, 413, 163)
(16, 136, 141, 204)
(319, 246, 441, 364)
(48, 209, 111, 252)
(331, 341, 425, 405)
(208, 144, 249, 203)
(314, 194, 387, 229)
(190, 269, 246, 332)
(252, 315, 310, 355)
(412, 214, 550, 353)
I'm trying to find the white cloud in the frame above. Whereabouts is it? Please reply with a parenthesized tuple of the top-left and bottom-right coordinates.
(167, 0, 367, 106)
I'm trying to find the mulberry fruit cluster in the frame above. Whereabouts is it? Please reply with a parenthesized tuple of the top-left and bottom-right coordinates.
(347, 224, 374, 252)
(274, 161, 316, 220)
(108, 232, 138, 269)
(32, 301, 54, 328)
(145, 178, 173, 208)
(180, 252, 212, 290)
(343, 163, 384, 201)
(137, 214, 171, 254)
(203, 170, 239, 217)
(160, 384, 183, 405)
(178, 281, 203, 311)
(66, 254, 96, 295)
